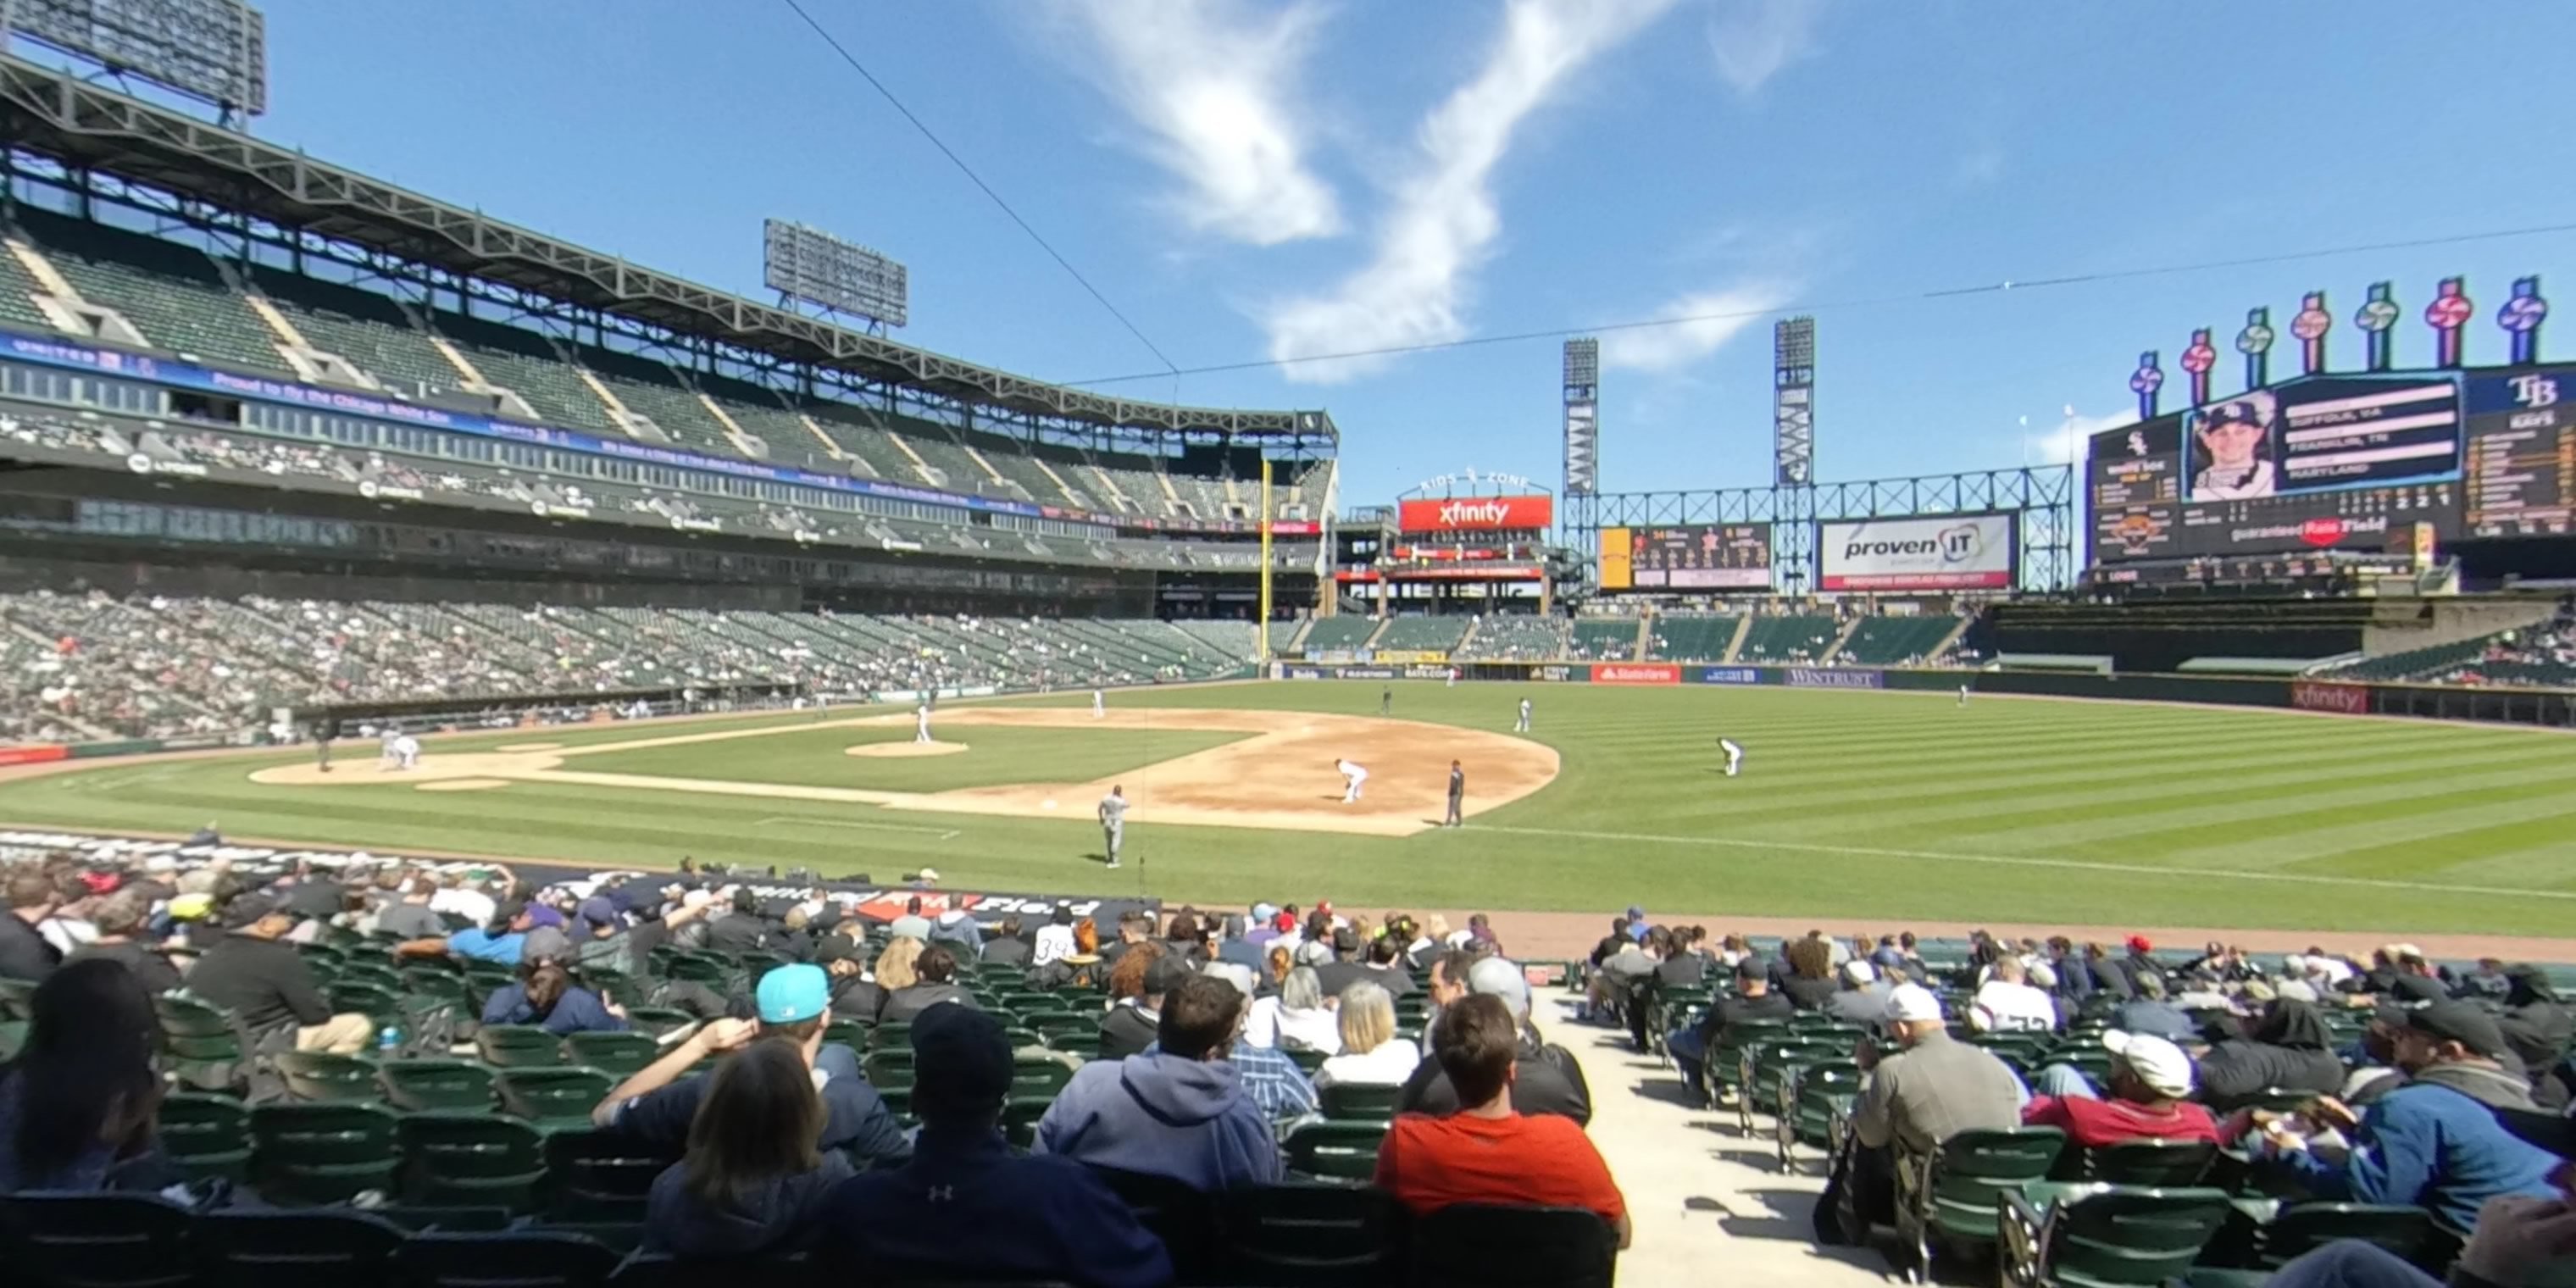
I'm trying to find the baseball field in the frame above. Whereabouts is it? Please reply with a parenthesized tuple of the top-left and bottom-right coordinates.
(2, 680, 2572, 936)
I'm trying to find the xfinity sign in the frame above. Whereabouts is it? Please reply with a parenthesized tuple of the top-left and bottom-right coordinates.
(1818, 514, 2016, 591)
(1396, 495, 1552, 534)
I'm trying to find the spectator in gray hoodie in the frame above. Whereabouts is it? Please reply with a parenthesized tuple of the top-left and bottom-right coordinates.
(1033, 974, 1283, 1191)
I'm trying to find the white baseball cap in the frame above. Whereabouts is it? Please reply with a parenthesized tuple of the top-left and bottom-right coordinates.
(1841, 959, 1878, 985)
(2103, 1030, 2194, 1098)
(1885, 983, 1944, 1024)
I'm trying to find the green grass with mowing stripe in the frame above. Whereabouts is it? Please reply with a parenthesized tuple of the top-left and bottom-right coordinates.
(3, 681, 2569, 935)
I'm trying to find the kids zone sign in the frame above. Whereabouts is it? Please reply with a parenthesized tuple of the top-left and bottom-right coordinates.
(1397, 495, 1553, 534)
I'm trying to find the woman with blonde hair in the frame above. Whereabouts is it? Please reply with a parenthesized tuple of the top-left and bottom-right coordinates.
(866, 937, 921, 1022)
(642, 1037, 851, 1256)
(1313, 981, 1418, 1088)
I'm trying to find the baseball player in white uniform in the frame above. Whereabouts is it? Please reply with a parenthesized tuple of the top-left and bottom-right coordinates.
(378, 727, 400, 769)
(1959, 684, 1971, 708)
(1718, 736, 1745, 778)
(914, 701, 934, 744)
(1335, 758, 1370, 803)
(1091, 687, 1105, 719)
(392, 733, 421, 771)
(1097, 785, 1128, 869)
(1514, 698, 1532, 733)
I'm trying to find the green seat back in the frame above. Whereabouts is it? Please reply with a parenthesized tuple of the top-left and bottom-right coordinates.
(863, 1050, 918, 1090)
(248, 1102, 402, 1205)
(1009, 1057, 1072, 1097)
(378, 1059, 497, 1113)
(0, 1019, 25, 1062)
(396, 1113, 547, 1210)
(1924, 1128, 2068, 1244)
(1002, 1094, 1052, 1149)
(620, 1008, 696, 1041)
(159, 1092, 253, 1183)
(563, 1031, 659, 1078)
(2042, 1187, 2233, 1286)
(493, 1068, 613, 1131)
(2260, 1202, 2443, 1269)
(1285, 1046, 1329, 1075)
(868, 1021, 913, 1051)
(275, 1051, 383, 1103)
(1286, 1120, 1388, 1181)
(1320, 1080, 1405, 1123)
(2085, 1138, 2216, 1188)
(475, 1025, 565, 1068)
(1791, 1063, 1863, 1145)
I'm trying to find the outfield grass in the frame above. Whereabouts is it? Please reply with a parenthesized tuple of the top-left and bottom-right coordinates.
(3, 681, 2572, 935)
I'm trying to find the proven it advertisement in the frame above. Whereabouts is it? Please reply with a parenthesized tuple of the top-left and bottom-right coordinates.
(1818, 514, 2016, 591)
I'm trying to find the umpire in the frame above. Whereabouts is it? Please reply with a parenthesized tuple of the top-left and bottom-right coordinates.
(1445, 760, 1465, 828)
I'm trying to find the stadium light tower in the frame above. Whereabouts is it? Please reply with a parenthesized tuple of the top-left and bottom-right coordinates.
(1562, 337, 1598, 545)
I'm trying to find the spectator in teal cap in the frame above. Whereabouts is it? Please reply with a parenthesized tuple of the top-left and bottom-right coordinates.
(589, 963, 907, 1168)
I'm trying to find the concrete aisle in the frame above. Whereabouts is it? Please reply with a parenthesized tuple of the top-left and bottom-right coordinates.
(1535, 992, 1890, 1285)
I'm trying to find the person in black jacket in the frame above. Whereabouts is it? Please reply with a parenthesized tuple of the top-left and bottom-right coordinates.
(980, 916, 1031, 969)
(880, 943, 976, 1024)
(184, 895, 373, 1052)
(702, 890, 774, 956)
(1098, 953, 1185, 1060)
(2498, 965, 2573, 1100)
(1667, 958, 1796, 1102)
(1397, 957, 1591, 1126)
(62, 891, 179, 995)
(2196, 997, 2347, 1112)
(0, 870, 64, 982)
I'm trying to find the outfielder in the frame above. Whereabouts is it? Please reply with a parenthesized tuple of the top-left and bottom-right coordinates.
(1335, 758, 1370, 803)
(1091, 687, 1105, 719)
(1718, 736, 1745, 778)
(1958, 684, 1971, 708)
(914, 701, 934, 744)
(1446, 667, 1458, 688)
(1098, 784, 1128, 870)
(1380, 686, 1392, 717)
(1514, 697, 1532, 733)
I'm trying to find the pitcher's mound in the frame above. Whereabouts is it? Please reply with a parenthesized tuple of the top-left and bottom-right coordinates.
(418, 778, 510, 792)
(847, 741, 967, 758)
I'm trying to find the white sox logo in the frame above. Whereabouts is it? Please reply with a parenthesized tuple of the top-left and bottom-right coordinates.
(1436, 499, 1512, 527)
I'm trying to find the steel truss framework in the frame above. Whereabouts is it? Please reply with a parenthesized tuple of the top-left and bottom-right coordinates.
(0, 54, 1336, 466)
(1571, 465, 2078, 592)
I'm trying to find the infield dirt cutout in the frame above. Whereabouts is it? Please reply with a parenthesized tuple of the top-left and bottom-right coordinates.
(247, 708, 1556, 837)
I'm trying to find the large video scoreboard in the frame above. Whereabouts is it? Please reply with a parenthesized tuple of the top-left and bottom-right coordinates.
(1600, 524, 1772, 590)
(2088, 362, 2573, 564)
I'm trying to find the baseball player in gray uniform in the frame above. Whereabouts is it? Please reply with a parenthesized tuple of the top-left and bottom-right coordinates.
(1098, 784, 1128, 869)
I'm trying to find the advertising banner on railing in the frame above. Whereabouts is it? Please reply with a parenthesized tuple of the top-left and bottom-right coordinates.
(2290, 680, 2372, 715)
(1784, 668, 1886, 689)
(1592, 663, 1682, 686)
(1691, 667, 1764, 686)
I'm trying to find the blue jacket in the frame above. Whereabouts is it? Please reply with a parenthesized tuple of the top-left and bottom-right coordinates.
(1034, 1052, 1284, 1191)
(822, 1124, 1170, 1288)
(2271, 1079, 2561, 1232)
(480, 984, 628, 1036)
(447, 929, 525, 964)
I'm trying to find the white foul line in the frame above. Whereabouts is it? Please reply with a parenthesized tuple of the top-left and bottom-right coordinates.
(753, 816, 960, 841)
(1462, 824, 2576, 902)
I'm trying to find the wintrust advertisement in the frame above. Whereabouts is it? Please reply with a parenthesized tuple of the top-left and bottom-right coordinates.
(1398, 495, 1553, 534)
(1818, 514, 2017, 591)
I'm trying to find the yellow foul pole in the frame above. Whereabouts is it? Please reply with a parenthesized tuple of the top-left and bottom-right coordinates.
(1257, 458, 1274, 663)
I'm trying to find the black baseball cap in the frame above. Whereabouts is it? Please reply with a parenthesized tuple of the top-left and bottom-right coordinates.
(1143, 955, 1194, 997)
(2387, 974, 2448, 1006)
(218, 891, 287, 930)
(2202, 399, 2265, 429)
(2406, 1002, 2511, 1061)
(910, 1003, 1012, 1119)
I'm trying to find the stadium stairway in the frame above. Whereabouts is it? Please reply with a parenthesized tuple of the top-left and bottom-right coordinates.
(1823, 615, 1865, 661)
(1535, 990, 1884, 1286)
(1722, 614, 1751, 663)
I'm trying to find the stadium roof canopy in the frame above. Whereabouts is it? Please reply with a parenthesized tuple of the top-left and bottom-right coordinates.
(0, 55, 1335, 443)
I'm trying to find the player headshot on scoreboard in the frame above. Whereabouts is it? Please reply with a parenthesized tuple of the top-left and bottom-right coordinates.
(2190, 391, 2279, 501)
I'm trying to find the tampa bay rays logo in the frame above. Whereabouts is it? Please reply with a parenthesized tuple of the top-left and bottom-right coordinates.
(2510, 373, 2559, 410)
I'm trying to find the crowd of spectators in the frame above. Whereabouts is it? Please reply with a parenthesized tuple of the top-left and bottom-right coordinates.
(0, 590, 1250, 743)
(1576, 921, 2576, 1285)
(2427, 602, 2576, 688)
(0, 849, 1637, 1281)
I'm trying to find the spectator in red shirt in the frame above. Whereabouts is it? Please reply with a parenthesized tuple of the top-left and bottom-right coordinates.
(1373, 994, 1630, 1249)
(2023, 1030, 2220, 1148)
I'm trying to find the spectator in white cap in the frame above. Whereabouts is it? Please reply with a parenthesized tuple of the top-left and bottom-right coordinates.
(1843, 984, 2024, 1234)
(2023, 1031, 2219, 1148)
(1827, 958, 1895, 1025)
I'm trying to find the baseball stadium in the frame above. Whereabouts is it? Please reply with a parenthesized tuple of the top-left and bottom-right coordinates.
(0, 8, 2573, 1288)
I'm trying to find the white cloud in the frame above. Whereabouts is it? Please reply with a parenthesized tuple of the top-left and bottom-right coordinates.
(2024, 407, 2137, 464)
(1600, 283, 1794, 372)
(1261, 0, 1681, 382)
(1707, 0, 1823, 96)
(1063, 0, 1342, 246)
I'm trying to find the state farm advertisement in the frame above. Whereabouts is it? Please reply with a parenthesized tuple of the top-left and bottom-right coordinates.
(1818, 514, 2016, 591)
(1592, 663, 1680, 686)
(1399, 495, 1553, 534)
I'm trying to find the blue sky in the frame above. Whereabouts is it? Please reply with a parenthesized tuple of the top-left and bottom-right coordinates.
(164, 1, 2576, 502)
